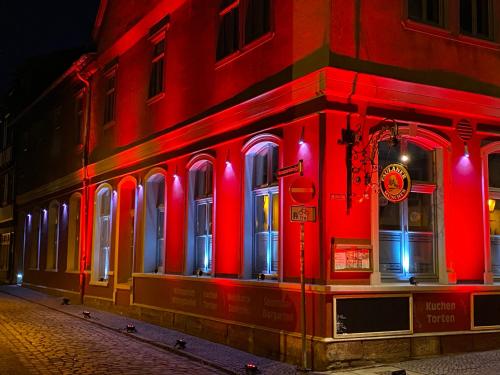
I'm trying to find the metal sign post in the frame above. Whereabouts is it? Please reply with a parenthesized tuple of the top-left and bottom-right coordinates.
(291, 205, 316, 372)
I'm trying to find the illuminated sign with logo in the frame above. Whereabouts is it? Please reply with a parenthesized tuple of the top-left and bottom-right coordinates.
(379, 163, 411, 203)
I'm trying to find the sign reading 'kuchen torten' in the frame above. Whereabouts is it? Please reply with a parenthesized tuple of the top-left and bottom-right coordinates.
(379, 163, 411, 203)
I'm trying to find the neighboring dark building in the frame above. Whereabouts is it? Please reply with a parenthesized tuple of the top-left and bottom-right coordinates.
(12, 0, 500, 370)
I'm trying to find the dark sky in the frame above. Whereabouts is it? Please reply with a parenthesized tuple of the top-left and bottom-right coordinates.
(0, 0, 101, 95)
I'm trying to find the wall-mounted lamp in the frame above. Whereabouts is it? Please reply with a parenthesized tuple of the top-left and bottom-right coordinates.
(464, 143, 470, 158)
(42, 208, 47, 214)
(489, 199, 496, 213)
(400, 154, 409, 163)
(173, 166, 178, 179)
(225, 149, 231, 166)
(298, 126, 305, 145)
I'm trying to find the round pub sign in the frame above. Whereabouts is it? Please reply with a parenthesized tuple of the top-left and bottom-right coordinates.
(379, 163, 411, 203)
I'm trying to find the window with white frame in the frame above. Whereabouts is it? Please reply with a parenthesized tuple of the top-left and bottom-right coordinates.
(187, 161, 213, 275)
(378, 140, 438, 280)
(216, 0, 271, 61)
(244, 142, 279, 278)
(46, 201, 59, 270)
(67, 193, 81, 272)
(92, 187, 112, 282)
(488, 153, 500, 274)
(144, 173, 166, 273)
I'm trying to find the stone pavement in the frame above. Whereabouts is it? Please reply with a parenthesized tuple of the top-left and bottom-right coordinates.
(0, 285, 296, 375)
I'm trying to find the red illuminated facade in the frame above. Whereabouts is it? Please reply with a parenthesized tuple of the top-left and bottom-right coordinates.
(12, 0, 500, 369)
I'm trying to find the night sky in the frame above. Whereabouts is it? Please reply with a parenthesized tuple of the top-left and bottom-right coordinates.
(0, 0, 101, 96)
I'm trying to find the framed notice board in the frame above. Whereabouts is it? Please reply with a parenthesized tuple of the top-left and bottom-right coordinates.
(332, 238, 372, 272)
(334, 295, 412, 338)
(472, 293, 500, 329)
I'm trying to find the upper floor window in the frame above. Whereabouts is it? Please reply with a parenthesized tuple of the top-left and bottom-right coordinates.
(217, 0, 271, 61)
(103, 72, 116, 125)
(488, 153, 500, 275)
(149, 38, 165, 98)
(407, 0, 444, 27)
(460, 0, 493, 39)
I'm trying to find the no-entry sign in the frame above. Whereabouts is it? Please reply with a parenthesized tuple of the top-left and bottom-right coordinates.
(289, 177, 315, 204)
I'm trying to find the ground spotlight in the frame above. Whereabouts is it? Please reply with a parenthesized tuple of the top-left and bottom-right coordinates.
(83, 311, 91, 318)
(61, 297, 70, 305)
(126, 323, 136, 333)
(409, 277, 418, 286)
(257, 273, 266, 280)
(174, 339, 186, 349)
(244, 363, 259, 374)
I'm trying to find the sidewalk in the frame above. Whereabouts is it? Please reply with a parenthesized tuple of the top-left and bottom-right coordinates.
(0, 285, 425, 375)
(0, 285, 296, 375)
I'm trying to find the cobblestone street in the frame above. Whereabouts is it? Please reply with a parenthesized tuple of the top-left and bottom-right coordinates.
(0, 292, 224, 374)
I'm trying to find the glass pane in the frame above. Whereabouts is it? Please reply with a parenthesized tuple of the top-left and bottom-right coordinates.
(492, 235, 500, 274)
(195, 236, 206, 270)
(408, 232, 434, 274)
(271, 193, 279, 231)
(99, 246, 110, 280)
(379, 195, 401, 230)
(253, 152, 267, 188)
(255, 194, 269, 232)
(271, 144, 278, 184)
(490, 199, 500, 236)
(408, 0, 423, 20)
(245, 0, 270, 44)
(476, 0, 490, 36)
(379, 231, 403, 274)
(489, 154, 500, 188)
(196, 203, 207, 235)
(207, 201, 213, 233)
(426, 0, 440, 24)
(254, 232, 268, 274)
(271, 231, 278, 273)
(407, 142, 434, 182)
(460, 0, 473, 33)
(216, 7, 239, 60)
(73, 206, 80, 271)
(408, 193, 434, 232)
(100, 216, 110, 246)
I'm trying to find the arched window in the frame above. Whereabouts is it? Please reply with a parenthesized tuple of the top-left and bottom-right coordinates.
(244, 141, 279, 278)
(488, 153, 500, 274)
(28, 209, 42, 270)
(46, 201, 60, 270)
(144, 173, 166, 273)
(378, 139, 438, 280)
(92, 186, 112, 282)
(67, 193, 82, 272)
(187, 160, 214, 275)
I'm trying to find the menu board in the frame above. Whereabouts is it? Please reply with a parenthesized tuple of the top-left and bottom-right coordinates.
(333, 239, 372, 271)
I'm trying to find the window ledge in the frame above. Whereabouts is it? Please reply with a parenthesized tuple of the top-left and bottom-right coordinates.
(215, 32, 275, 70)
(146, 92, 165, 105)
(402, 19, 500, 51)
(89, 280, 109, 287)
(65, 270, 80, 274)
(44, 269, 58, 272)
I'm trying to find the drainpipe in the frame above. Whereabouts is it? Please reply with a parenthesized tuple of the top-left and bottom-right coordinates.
(75, 69, 91, 305)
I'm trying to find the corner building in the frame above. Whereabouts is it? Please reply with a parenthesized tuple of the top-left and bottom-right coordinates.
(14, 0, 500, 369)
